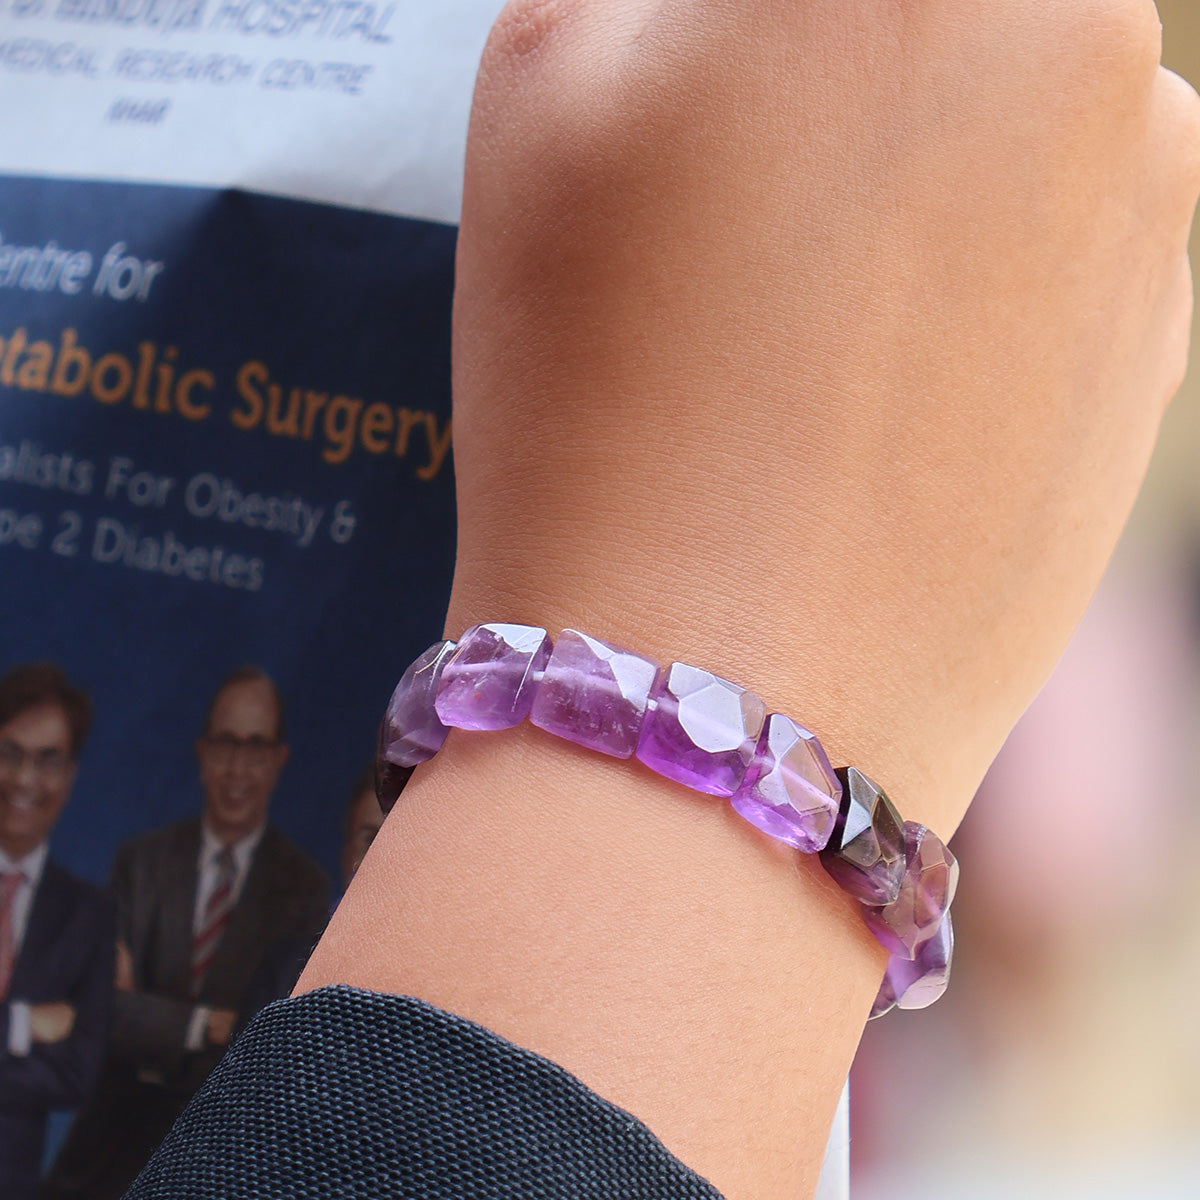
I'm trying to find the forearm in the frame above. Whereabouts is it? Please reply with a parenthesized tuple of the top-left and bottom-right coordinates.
(0, 1015, 104, 1109)
(110, 989, 196, 1073)
(302, 719, 881, 1199)
(0, 1050, 86, 1109)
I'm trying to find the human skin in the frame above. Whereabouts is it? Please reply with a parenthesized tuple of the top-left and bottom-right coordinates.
(0, 705, 76, 861)
(30, 1001, 75, 1044)
(301, 3, 1200, 1197)
(194, 678, 288, 845)
(0, 704, 81, 1044)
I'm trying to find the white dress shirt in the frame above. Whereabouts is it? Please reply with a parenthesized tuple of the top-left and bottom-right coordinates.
(184, 824, 265, 1051)
(191, 823, 263, 937)
(0, 841, 50, 1057)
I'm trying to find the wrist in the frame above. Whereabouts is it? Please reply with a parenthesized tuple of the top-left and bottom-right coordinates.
(305, 722, 877, 1200)
(441, 578, 982, 836)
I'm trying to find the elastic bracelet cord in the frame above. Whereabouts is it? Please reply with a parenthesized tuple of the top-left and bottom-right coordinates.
(375, 623, 958, 1019)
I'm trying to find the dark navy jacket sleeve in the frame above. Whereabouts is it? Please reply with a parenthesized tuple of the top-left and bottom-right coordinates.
(0, 871, 115, 1112)
(124, 984, 726, 1199)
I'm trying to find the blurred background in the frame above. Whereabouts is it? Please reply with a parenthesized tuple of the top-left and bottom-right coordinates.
(852, 4, 1200, 1196)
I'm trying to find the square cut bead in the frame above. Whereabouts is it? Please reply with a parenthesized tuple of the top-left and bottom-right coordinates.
(529, 629, 659, 758)
(635, 662, 766, 797)
(731, 714, 841, 852)
(819, 766, 906, 906)
(434, 623, 552, 731)
(869, 913, 955, 1019)
(862, 822, 959, 960)
(374, 639, 457, 813)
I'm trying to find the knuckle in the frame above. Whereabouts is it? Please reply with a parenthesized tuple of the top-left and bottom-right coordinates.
(1163, 70, 1200, 192)
(1159, 258, 1194, 410)
(1072, 0, 1162, 75)
(484, 0, 577, 66)
(472, 0, 587, 161)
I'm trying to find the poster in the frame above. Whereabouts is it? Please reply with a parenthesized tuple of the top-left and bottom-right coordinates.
(0, 1, 500, 1191)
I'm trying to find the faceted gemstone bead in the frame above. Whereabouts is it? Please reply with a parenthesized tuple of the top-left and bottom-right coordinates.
(529, 629, 660, 758)
(869, 913, 955, 1019)
(635, 662, 767, 797)
(434, 623, 552, 731)
(374, 639, 457, 812)
(730, 714, 842, 852)
(862, 821, 959, 959)
(818, 766, 905, 906)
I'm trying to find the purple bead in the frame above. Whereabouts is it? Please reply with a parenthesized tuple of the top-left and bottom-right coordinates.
(819, 766, 905, 906)
(862, 821, 959, 959)
(374, 639, 457, 812)
(869, 913, 955, 1019)
(730, 714, 841, 852)
(635, 662, 766, 797)
(434, 623, 553, 731)
(529, 629, 659, 758)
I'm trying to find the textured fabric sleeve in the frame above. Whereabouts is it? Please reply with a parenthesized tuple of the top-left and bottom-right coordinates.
(124, 984, 726, 1200)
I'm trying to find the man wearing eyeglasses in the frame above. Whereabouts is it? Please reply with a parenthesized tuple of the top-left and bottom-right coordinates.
(45, 665, 329, 1200)
(0, 662, 114, 1200)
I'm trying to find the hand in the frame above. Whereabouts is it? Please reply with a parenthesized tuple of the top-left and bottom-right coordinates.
(30, 1002, 75, 1044)
(114, 939, 135, 991)
(308, 8, 1200, 1198)
(205, 1007, 237, 1047)
(451, 0, 1200, 835)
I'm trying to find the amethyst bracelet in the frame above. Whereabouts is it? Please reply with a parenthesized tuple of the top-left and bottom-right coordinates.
(375, 623, 958, 1019)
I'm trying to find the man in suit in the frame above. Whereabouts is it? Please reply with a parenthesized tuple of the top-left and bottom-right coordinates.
(44, 666, 329, 1199)
(236, 762, 389, 1032)
(0, 662, 114, 1200)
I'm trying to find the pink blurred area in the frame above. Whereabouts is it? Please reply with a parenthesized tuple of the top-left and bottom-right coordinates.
(852, 552, 1200, 1198)
(967, 562, 1196, 944)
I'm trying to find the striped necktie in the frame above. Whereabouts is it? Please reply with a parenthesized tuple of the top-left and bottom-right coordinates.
(0, 870, 24, 1001)
(191, 847, 236, 996)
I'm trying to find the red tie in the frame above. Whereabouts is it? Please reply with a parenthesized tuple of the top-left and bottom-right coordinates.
(190, 848, 236, 996)
(0, 871, 25, 1000)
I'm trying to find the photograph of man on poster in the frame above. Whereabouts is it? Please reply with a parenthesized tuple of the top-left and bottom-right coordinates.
(45, 666, 329, 1199)
(0, 663, 114, 1200)
(236, 763, 387, 1033)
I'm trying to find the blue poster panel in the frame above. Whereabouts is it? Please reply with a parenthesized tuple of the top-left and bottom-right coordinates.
(0, 173, 457, 1193)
